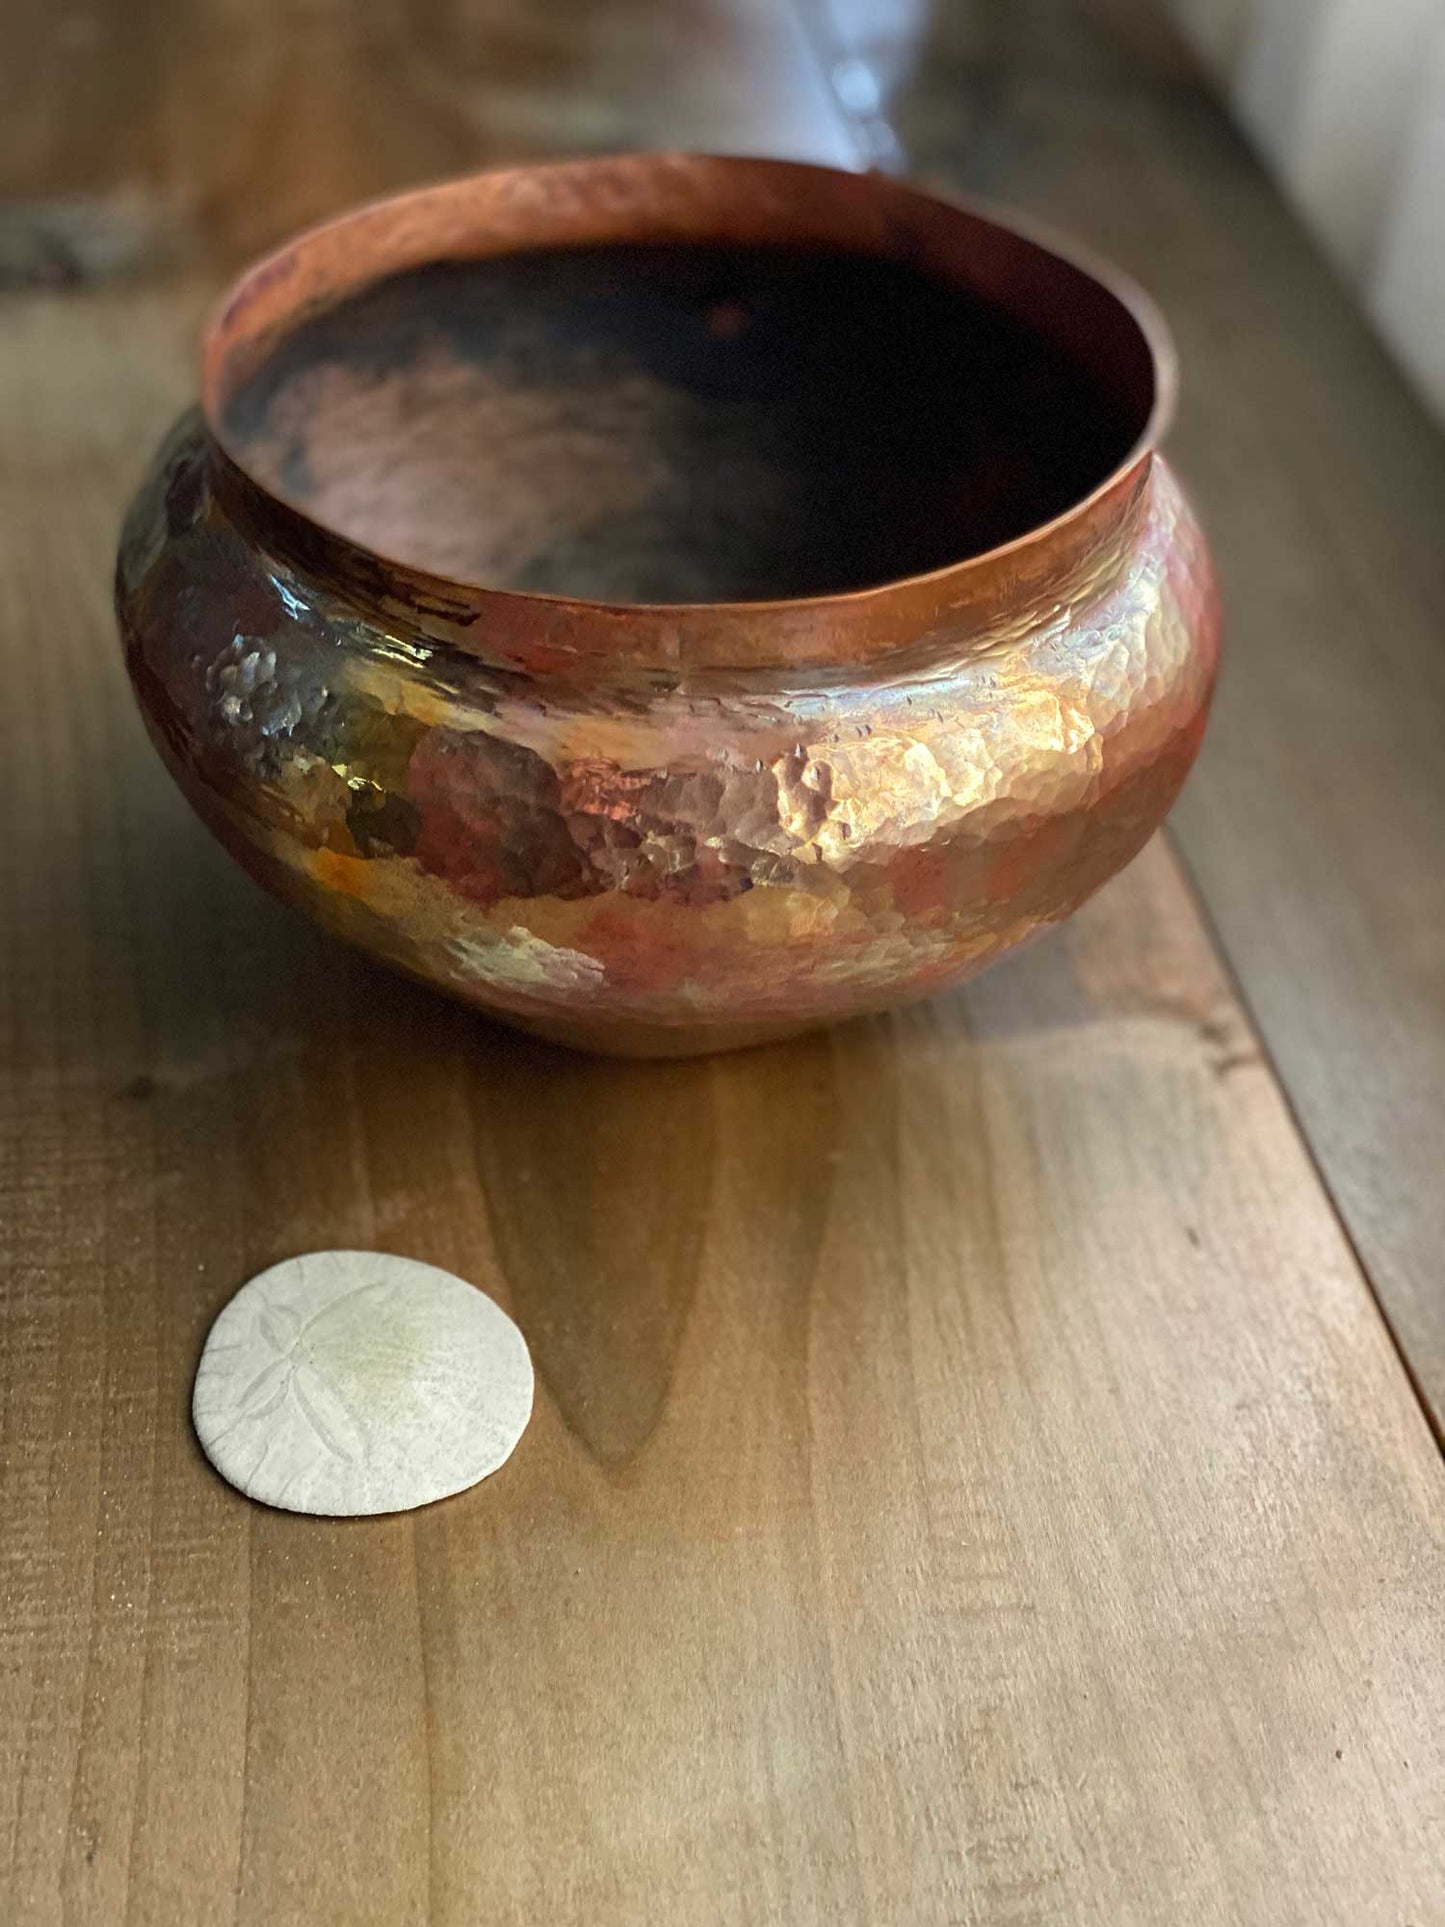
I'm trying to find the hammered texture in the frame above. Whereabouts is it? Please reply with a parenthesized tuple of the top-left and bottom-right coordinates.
(116, 413, 1220, 1054)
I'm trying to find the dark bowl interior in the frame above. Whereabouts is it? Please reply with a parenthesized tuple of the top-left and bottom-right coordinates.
(222, 241, 1147, 605)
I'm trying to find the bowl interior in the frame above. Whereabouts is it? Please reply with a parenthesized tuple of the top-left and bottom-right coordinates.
(220, 239, 1151, 605)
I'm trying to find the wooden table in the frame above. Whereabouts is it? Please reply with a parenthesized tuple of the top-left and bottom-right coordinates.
(3, 3, 1443, 1920)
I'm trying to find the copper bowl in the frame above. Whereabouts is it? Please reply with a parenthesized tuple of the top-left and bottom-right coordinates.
(116, 154, 1220, 1057)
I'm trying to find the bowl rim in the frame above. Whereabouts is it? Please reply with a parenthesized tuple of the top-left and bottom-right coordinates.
(199, 152, 1177, 672)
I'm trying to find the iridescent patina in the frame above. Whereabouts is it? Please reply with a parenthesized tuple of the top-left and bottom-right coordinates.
(116, 155, 1220, 1056)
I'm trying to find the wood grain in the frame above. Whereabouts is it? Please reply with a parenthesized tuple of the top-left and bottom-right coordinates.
(3, 2, 1444, 1922)
(855, 0, 1445, 1430)
(0, 0, 853, 276)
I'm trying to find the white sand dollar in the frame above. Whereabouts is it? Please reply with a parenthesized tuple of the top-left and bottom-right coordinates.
(193, 1251, 533, 1515)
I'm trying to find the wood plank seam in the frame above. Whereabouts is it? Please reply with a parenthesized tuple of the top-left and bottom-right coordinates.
(1167, 823, 1445, 1459)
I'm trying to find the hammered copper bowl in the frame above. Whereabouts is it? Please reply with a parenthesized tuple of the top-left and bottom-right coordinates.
(116, 153, 1220, 1057)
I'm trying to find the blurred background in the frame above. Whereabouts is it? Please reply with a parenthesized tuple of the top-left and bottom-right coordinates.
(1170, 0, 1444, 422)
(4, 0, 1443, 417)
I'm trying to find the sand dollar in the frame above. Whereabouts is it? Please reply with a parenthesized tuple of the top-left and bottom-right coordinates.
(193, 1251, 533, 1515)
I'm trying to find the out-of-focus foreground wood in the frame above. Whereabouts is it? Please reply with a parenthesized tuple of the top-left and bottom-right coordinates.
(2, 3, 1443, 1922)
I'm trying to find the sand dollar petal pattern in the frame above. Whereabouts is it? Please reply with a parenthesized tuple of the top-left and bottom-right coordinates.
(193, 1251, 534, 1515)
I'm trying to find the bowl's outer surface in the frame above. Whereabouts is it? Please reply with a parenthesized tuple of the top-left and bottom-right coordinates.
(116, 407, 1219, 1056)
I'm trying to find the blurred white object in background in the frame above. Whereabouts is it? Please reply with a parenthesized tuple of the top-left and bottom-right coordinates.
(1167, 0, 1445, 424)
